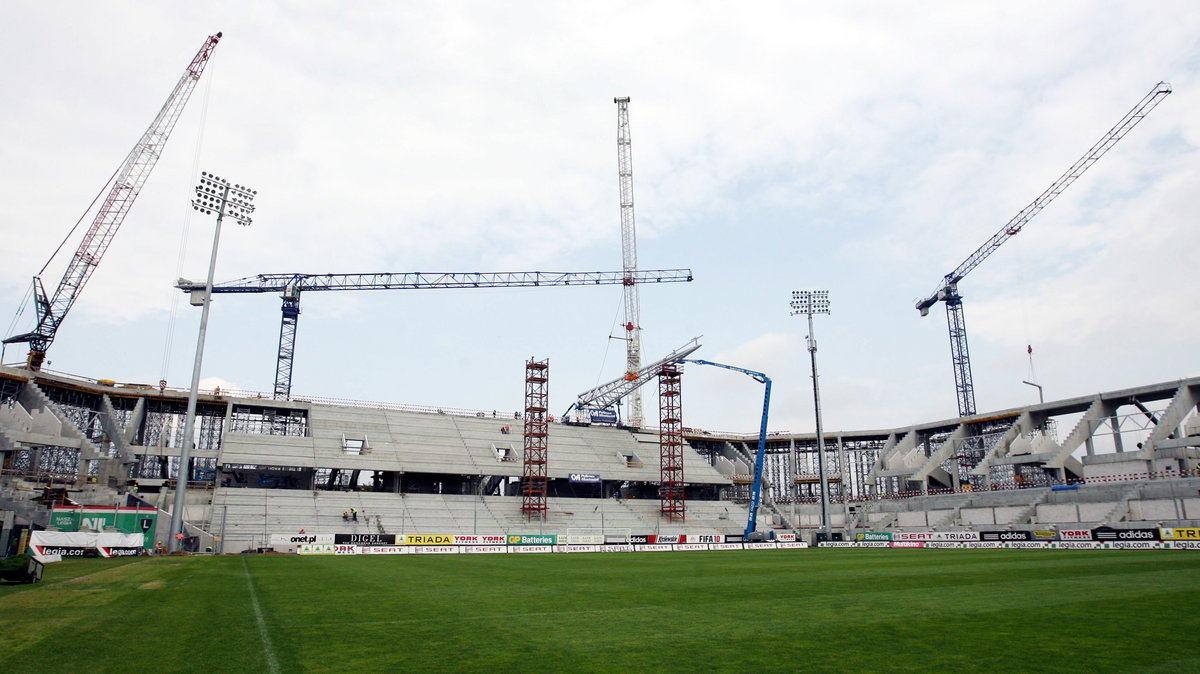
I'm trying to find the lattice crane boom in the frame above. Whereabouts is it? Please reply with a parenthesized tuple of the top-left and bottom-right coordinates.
(916, 81, 1172, 417)
(4, 32, 223, 370)
(176, 268, 694, 400)
(567, 336, 702, 417)
(615, 97, 644, 428)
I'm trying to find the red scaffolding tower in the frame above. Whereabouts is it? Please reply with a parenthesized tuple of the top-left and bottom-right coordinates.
(659, 363, 686, 521)
(521, 358, 550, 520)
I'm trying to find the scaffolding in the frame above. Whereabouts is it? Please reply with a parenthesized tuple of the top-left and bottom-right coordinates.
(520, 358, 549, 520)
(658, 363, 685, 521)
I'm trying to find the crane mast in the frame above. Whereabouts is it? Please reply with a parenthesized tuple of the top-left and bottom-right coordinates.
(4, 32, 223, 370)
(615, 97, 644, 428)
(177, 268, 694, 400)
(916, 81, 1171, 417)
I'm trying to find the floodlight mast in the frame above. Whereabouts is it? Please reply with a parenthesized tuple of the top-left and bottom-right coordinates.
(169, 171, 255, 553)
(791, 290, 831, 537)
(916, 81, 1172, 417)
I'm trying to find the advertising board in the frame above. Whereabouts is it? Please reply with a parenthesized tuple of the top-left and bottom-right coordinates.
(507, 535, 557, 545)
(1159, 527, 1200, 540)
(1090, 527, 1160, 542)
(453, 535, 507, 545)
(980, 531, 1032, 542)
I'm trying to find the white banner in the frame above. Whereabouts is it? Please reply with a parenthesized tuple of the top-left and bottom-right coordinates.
(777, 542, 808, 549)
(710, 543, 743, 551)
(775, 533, 797, 542)
(565, 535, 605, 545)
(510, 545, 554, 553)
(557, 545, 601, 553)
(459, 545, 509, 554)
(361, 546, 408, 554)
(452, 535, 507, 546)
(333, 545, 359, 555)
(675, 543, 709, 551)
(745, 542, 778, 550)
(892, 531, 979, 542)
(410, 546, 459, 554)
(299, 544, 337, 554)
(636, 544, 674, 552)
(270, 533, 335, 546)
(602, 544, 634, 553)
(685, 534, 724, 544)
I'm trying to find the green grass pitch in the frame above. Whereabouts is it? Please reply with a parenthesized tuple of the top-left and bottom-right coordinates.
(2, 549, 1198, 672)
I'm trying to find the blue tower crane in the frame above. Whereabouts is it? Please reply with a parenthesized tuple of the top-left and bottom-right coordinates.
(680, 359, 772, 538)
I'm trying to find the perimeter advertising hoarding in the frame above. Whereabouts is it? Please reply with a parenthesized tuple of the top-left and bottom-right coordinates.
(453, 535, 507, 545)
(1091, 527, 1160, 542)
(893, 531, 980, 542)
(568, 473, 601, 483)
(1160, 527, 1200, 540)
(402, 534, 453, 545)
(335, 533, 396, 545)
(50, 506, 158, 549)
(29, 531, 144, 557)
(683, 534, 724, 544)
(980, 531, 1033, 541)
(856, 532, 892, 541)
(271, 534, 336, 546)
(1059, 529, 1092, 541)
(507, 535, 557, 545)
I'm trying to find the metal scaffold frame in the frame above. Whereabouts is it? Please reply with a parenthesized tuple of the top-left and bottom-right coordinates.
(520, 358, 550, 520)
(658, 363, 685, 521)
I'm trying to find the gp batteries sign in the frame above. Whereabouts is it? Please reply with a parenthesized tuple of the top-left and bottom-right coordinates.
(507, 535, 557, 545)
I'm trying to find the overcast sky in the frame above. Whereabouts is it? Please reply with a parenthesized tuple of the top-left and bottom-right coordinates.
(1, 2, 1197, 435)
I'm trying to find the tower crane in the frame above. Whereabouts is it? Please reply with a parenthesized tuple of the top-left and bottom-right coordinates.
(614, 97, 645, 428)
(4, 32, 223, 370)
(916, 82, 1171, 417)
(679, 359, 772, 538)
(176, 268, 693, 399)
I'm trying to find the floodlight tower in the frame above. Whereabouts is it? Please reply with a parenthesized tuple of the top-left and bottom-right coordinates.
(168, 171, 255, 552)
(615, 97, 643, 428)
(791, 290, 832, 537)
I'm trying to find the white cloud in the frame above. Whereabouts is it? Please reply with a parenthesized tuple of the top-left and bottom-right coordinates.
(1, 1, 1197, 435)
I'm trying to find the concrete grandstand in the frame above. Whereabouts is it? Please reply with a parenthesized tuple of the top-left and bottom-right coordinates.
(1, 363, 1198, 553)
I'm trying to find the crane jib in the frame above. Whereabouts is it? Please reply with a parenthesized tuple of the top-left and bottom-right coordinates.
(916, 81, 1170, 418)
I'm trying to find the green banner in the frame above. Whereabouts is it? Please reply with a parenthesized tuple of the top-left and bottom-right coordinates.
(507, 534, 557, 545)
(855, 532, 892, 541)
(50, 507, 157, 549)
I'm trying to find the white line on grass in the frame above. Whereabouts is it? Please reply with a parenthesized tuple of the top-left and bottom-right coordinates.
(277, 606, 659, 631)
(242, 557, 281, 674)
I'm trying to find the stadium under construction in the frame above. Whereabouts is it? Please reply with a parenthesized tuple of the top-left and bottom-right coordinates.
(2, 362, 1198, 554)
(1, 34, 1195, 558)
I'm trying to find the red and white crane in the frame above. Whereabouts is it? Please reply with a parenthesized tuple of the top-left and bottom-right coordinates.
(4, 32, 223, 370)
(614, 97, 644, 427)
